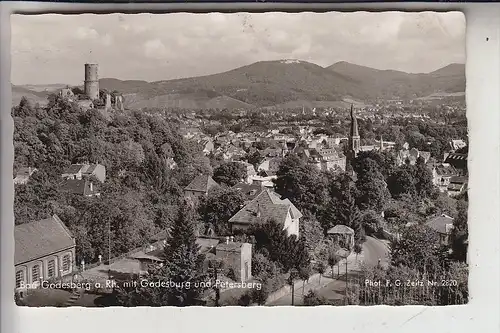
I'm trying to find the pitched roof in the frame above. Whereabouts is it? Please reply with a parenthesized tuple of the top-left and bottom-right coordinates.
(216, 242, 245, 253)
(450, 176, 468, 184)
(232, 182, 264, 202)
(425, 214, 455, 234)
(16, 167, 37, 177)
(60, 179, 99, 196)
(15, 215, 75, 265)
(63, 164, 86, 174)
(185, 174, 219, 193)
(196, 237, 221, 253)
(327, 225, 354, 235)
(434, 164, 459, 177)
(418, 151, 431, 162)
(229, 189, 302, 226)
(444, 153, 468, 169)
(83, 164, 98, 175)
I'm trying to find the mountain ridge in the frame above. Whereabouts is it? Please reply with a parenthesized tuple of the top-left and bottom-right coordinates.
(13, 60, 465, 109)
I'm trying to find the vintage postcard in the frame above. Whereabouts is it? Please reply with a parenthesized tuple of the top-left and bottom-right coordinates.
(11, 11, 467, 307)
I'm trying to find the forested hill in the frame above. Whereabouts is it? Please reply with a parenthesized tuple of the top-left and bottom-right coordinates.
(12, 96, 212, 263)
(13, 60, 465, 110)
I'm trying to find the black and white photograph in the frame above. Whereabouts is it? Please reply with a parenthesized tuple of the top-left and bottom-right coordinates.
(11, 11, 468, 307)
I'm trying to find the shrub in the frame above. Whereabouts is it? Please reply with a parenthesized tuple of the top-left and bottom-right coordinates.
(303, 290, 329, 306)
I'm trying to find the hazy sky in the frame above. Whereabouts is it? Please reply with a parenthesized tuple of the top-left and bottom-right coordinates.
(11, 11, 465, 85)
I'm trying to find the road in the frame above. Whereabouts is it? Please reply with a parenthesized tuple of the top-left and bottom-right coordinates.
(362, 236, 390, 268)
(267, 236, 390, 305)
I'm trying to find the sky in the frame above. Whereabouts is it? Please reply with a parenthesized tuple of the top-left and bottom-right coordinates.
(11, 11, 466, 85)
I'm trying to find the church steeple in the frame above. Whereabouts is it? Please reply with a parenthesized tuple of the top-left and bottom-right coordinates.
(350, 104, 359, 138)
(346, 104, 360, 174)
(348, 104, 360, 155)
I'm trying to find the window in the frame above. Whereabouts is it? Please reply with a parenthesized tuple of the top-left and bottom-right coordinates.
(47, 260, 55, 278)
(62, 254, 71, 272)
(32, 265, 40, 282)
(16, 270, 24, 288)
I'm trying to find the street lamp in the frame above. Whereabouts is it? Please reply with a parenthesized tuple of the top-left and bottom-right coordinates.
(288, 268, 299, 306)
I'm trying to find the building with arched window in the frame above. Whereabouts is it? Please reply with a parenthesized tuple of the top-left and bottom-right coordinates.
(15, 215, 76, 296)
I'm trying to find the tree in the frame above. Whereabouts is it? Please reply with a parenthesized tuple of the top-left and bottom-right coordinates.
(317, 261, 326, 285)
(387, 166, 417, 198)
(354, 150, 396, 179)
(359, 210, 384, 236)
(114, 197, 196, 306)
(245, 150, 264, 169)
(327, 252, 341, 279)
(274, 154, 328, 216)
(298, 213, 324, 255)
(414, 157, 435, 198)
(390, 224, 443, 275)
(355, 158, 390, 212)
(303, 290, 329, 306)
(354, 243, 362, 261)
(212, 162, 247, 187)
(251, 219, 309, 273)
(323, 172, 360, 231)
(198, 187, 245, 235)
(249, 285, 270, 305)
(450, 199, 468, 262)
(299, 264, 312, 295)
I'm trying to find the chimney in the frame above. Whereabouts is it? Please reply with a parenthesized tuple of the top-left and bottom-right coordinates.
(226, 236, 229, 244)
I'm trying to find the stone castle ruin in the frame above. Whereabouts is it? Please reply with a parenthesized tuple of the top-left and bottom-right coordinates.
(58, 63, 124, 112)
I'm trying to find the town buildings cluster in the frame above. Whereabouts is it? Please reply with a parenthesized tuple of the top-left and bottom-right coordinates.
(12, 64, 468, 306)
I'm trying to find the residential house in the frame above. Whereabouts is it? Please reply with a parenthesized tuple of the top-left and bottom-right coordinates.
(444, 152, 467, 175)
(13, 167, 37, 185)
(449, 139, 467, 151)
(308, 148, 346, 172)
(181, 127, 201, 140)
(261, 147, 283, 158)
(215, 239, 252, 283)
(60, 178, 101, 197)
(222, 144, 246, 161)
(432, 163, 460, 192)
(447, 176, 468, 197)
(200, 139, 215, 155)
(15, 215, 76, 295)
(257, 157, 282, 176)
(236, 161, 257, 183)
(374, 138, 396, 150)
(228, 189, 302, 237)
(396, 148, 431, 166)
(249, 175, 276, 188)
(130, 235, 252, 283)
(425, 214, 454, 245)
(61, 163, 106, 183)
(184, 174, 219, 200)
(165, 157, 177, 170)
(232, 182, 264, 203)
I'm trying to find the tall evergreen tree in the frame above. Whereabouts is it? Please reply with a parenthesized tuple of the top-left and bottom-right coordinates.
(163, 197, 207, 306)
(355, 158, 389, 212)
(323, 172, 361, 231)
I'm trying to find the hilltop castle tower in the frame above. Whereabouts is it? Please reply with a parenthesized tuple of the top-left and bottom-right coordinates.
(346, 104, 360, 172)
(84, 63, 99, 101)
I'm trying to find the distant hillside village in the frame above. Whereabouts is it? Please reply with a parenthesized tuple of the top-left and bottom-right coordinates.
(12, 62, 468, 307)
